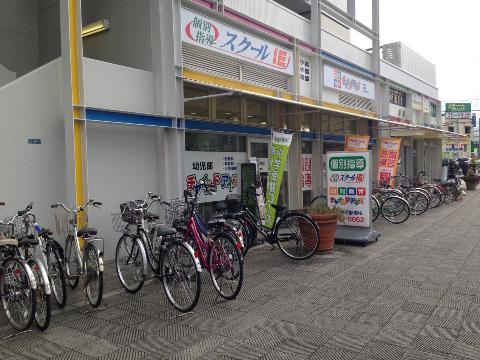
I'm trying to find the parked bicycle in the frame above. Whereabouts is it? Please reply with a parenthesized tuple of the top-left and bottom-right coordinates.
(113, 192, 202, 313)
(372, 187, 411, 224)
(52, 199, 104, 308)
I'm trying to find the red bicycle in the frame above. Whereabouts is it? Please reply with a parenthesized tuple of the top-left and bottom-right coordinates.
(164, 183, 244, 300)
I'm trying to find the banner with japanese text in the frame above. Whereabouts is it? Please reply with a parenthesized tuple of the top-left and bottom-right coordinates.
(327, 151, 371, 227)
(265, 132, 293, 228)
(301, 154, 312, 191)
(378, 138, 401, 186)
(181, 8, 294, 75)
(345, 135, 370, 151)
(185, 151, 247, 203)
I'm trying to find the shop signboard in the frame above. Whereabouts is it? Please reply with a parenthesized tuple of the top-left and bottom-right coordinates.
(423, 97, 429, 113)
(412, 94, 423, 111)
(299, 56, 312, 97)
(323, 65, 375, 100)
(389, 88, 406, 107)
(301, 154, 312, 191)
(345, 135, 370, 151)
(378, 138, 401, 186)
(445, 103, 471, 119)
(265, 132, 293, 228)
(327, 151, 371, 227)
(185, 151, 247, 203)
(181, 8, 294, 75)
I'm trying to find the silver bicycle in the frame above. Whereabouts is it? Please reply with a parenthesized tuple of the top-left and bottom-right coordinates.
(52, 199, 104, 308)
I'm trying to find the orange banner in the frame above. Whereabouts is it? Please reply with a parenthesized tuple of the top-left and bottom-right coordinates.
(345, 135, 370, 151)
(378, 138, 401, 186)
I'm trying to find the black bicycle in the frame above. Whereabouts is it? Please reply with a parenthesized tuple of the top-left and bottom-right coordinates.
(222, 185, 320, 260)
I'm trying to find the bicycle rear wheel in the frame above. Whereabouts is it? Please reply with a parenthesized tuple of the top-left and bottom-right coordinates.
(405, 190, 429, 216)
(1, 258, 36, 331)
(161, 240, 201, 312)
(209, 232, 243, 300)
(381, 196, 410, 224)
(423, 185, 442, 208)
(274, 213, 320, 260)
(64, 235, 80, 289)
(47, 244, 67, 308)
(443, 184, 459, 203)
(371, 196, 380, 222)
(28, 259, 51, 331)
(115, 234, 146, 293)
(85, 242, 103, 308)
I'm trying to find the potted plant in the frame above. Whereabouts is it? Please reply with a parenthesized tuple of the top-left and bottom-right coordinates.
(464, 159, 480, 190)
(306, 202, 345, 253)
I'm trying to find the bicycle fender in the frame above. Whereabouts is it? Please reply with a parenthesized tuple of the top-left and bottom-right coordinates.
(85, 242, 104, 273)
(33, 260, 52, 295)
(21, 259, 38, 290)
(180, 241, 202, 273)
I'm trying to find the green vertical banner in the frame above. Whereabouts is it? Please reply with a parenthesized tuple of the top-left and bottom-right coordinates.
(264, 131, 293, 228)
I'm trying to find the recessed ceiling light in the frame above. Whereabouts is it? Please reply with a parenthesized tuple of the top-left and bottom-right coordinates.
(190, 112, 197, 115)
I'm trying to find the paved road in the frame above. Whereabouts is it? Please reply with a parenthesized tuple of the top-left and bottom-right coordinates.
(2, 191, 480, 359)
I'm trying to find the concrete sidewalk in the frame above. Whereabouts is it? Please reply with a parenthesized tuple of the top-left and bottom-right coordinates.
(1, 191, 480, 359)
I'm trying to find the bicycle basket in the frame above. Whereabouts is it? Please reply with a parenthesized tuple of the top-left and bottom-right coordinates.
(0, 220, 14, 238)
(163, 199, 189, 228)
(54, 211, 75, 239)
(120, 200, 146, 225)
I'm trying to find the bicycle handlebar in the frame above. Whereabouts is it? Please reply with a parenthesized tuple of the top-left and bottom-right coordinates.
(0, 202, 5, 206)
(17, 202, 33, 216)
(51, 199, 102, 213)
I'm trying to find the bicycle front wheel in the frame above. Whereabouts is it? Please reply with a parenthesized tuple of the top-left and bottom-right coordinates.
(381, 196, 410, 224)
(209, 232, 243, 300)
(28, 259, 51, 331)
(85, 242, 104, 308)
(1, 258, 36, 331)
(47, 244, 67, 308)
(405, 190, 429, 216)
(64, 235, 80, 289)
(274, 213, 320, 260)
(161, 241, 201, 312)
(115, 234, 146, 293)
(371, 196, 380, 222)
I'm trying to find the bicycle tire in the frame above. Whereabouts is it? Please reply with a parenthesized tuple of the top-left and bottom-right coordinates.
(442, 184, 459, 203)
(64, 235, 80, 289)
(47, 244, 67, 308)
(85, 242, 103, 308)
(234, 218, 250, 257)
(115, 234, 147, 293)
(381, 196, 410, 224)
(208, 232, 244, 300)
(423, 185, 442, 208)
(371, 196, 380, 222)
(28, 259, 51, 331)
(1, 258, 36, 331)
(274, 212, 320, 260)
(405, 190, 429, 216)
(161, 240, 201, 312)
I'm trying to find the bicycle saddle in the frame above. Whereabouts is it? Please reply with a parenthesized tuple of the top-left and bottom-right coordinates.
(153, 225, 176, 237)
(0, 238, 18, 247)
(17, 237, 39, 247)
(207, 217, 226, 228)
(271, 204, 286, 212)
(77, 227, 97, 237)
(38, 228, 53, 237)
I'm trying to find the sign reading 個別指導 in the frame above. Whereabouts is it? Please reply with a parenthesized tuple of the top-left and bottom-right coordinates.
(345, 135, 370, 151)
(181, 8, 294, 75)
(264, 132, 293, 229)
(185, 151, 247, 203)
(323, 65, 375, 100)
(326, 151, 371, 228)
(378, 138, 401, 186)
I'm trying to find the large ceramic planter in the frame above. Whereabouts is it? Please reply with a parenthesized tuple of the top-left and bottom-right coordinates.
(309, 214, 338, 253)
(466, 180, 477, 191)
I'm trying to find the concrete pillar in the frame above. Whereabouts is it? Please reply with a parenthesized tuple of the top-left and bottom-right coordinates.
(372, 0, 381, 116)
(310, 0, 322, 103)
(415, 139, 425, 174)
(311, 111, 323, 198)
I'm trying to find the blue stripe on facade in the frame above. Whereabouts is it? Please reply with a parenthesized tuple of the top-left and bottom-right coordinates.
(321, 51, 376, 78)
(184, 119, 271, 136)
(85, 109, 173, 127)
(301, 132, 316, 140)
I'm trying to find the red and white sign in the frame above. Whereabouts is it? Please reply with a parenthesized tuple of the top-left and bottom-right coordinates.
(301, 154, 312, 191)
(181, 8, 294, 75)
(323, 65, 375, 100)
(378, 138, 401, 186)
(345, 135, 370, 151)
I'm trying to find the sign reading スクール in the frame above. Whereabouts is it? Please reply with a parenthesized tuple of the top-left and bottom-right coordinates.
(301, 154, 312, 191)
(327, 151, 371, 227)
(185, 151, 247, 203)
(378, 138, 401, 186)
(323, 65, 375, 100)
(181, 8, 294, 75)
(345, 135, 370, 151)
(265, 132, 293, 228)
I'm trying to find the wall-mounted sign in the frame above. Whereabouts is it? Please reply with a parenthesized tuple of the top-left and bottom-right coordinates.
(423, 97, 429, 113)
(345, 135, 370, 151)
(378, 138, 401, 186)
(389, 88, 406, 107)
(27, 139, 41, 144)
(181, 8, 294, 75)
(412, 93, 423, 111)
(327, 151, 371, 227)
(323, 65, 375, 100)
(185, 151, 247, 203)
(446, 103, 471, 113)
(301, 154, 312, 191)
(299, 56, 312, 97)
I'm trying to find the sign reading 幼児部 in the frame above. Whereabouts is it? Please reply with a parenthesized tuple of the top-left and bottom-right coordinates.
(264, 132, 293, 228)
(185, 151, 247, 203)
(323, 65, 375, 100)
(327, 151, 371, 228)
(345, 135, 370, 151)
(181, 8, 294, 75)
(378, 138, 401, 186)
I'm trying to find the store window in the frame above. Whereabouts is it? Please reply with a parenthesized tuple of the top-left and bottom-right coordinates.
(246, 97, 268, 125)
(185, 133, 246, 152)
(321, 112, 330, 133)
(331, 115, 345, 135)
(345, 119, 358, 135)
(465, 126, 471, 134)
(251, 142, 269, 158)
(429, 103, 437, 117)
(184, 84, 210, 119)
(216, 95, 241, 121)
(301, 109, 314, 132)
